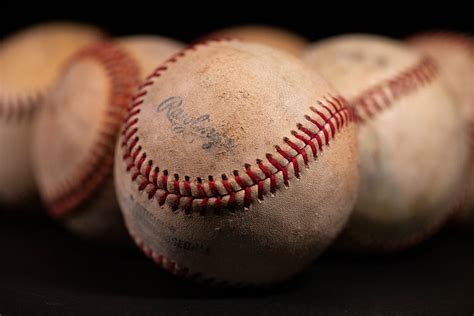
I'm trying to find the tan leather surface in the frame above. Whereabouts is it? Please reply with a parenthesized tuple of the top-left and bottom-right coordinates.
(303, 35, 421, 99)
(210, 25, 308, 57)
(408, 33, 473, 120)
(115, 40, 359, 283)
(0, 22, 103, 99)
(303, 34, 469, 250)
(119, 36, 184, 77)
(138, 41, 331, 176)
(32, 37, 184, 241)
(34, 59, 110, 198)
(408, 32, 474, 223)
(0, 23, 102, 205)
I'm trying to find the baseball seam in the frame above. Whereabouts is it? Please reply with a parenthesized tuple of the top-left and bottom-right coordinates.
(120, 38, 355, 215)
(126, 222, 253, 287)
(0, 93, 42, 123)
(344, 52, 455, 251)
(351, 56, 438, 123)
(46, 42, 141, 218)
(119, 38, 355, 286)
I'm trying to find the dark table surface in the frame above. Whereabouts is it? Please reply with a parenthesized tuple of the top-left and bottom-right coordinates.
(1, 211, 473, 316)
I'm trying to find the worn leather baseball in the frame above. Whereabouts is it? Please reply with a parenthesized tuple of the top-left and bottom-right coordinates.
(114, 39, 359, 285)
(32, 36, 184, 244)
(302, 34, 469, 251)
(0, 22, 103, 206)
(408, 32, 474, 224)
(207, 25, 308, 56)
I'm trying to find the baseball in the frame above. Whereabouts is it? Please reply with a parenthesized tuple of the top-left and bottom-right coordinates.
(408, 32, 474, 224)
(32, 36, 184, 244)
(302, 34, 469, 251)
(114, 39, 359, 285)
(0, 22, 103, 206)
(207, 25, 308, 56)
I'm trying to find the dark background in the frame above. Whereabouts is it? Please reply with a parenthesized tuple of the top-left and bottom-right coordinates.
(1, 213, 474, 315)
(1, 1, 473, 315)
(1, 2, 473, 41)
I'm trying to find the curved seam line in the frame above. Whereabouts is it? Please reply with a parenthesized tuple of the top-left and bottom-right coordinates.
(120, 38, 355, 213)
(45, 42, 141, 217)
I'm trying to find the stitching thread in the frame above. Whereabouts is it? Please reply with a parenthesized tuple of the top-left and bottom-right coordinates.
(126, 222, 251, 287)
(121, 38, 354, 286)
(120, 39, 355, 215)
(345, 50, 456, 251)
(351, 56, 438, 123)
(47, 42, 141, 218)
(0, 93, 42, 123)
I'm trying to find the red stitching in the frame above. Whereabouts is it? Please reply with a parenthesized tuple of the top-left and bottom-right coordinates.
(0, 93, 42, 123)
(196, 180, 206, 198)
(257, 160, 276, 194)
(221, 175, 233, 194)
(275, 145, 299, 179)
(295, 133, 317, 158)
(266, 153, 289, 186)
(144, 161, 152, 181)
(285, 137, 308, 166)
(128, 226, 195, 280)
(0, 28, 108, 123)
(126, 218, 265, 287)
(245, 164, 261, 183)
(161, 170, 169, 191)
(46, 41, 141, 218)
(183, 177, 192, 195)
(233, 171, 247, 189)
(301, 118, 325, 149)
(208, 177, 220, 196)
(341, 40, 460, 251)
(119, 39, 354, 215)
(351, 56, 438, 123)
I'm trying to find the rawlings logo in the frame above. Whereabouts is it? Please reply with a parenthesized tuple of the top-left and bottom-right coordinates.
(157, 96, 236, 151)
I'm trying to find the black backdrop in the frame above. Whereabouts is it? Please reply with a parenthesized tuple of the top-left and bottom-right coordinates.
(1, 1, 474, 315)
(2, 1, 473, 41)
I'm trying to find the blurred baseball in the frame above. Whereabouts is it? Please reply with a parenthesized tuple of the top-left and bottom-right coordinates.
(32, 36, 184, 244)
(207, 25, 308, 56)
(408, 32, 474, 224)
(0, 22, 103, 206)
(302, 34, 469, 251)
(114, 39, 359, 284)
